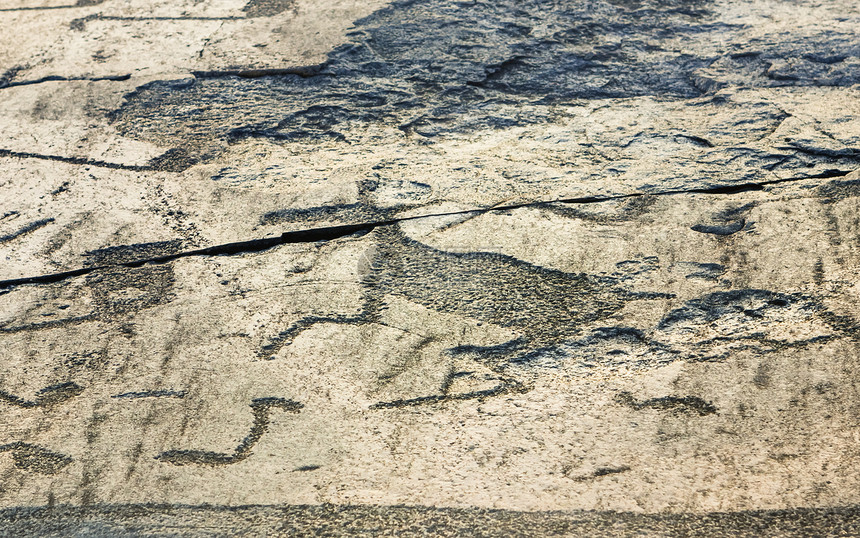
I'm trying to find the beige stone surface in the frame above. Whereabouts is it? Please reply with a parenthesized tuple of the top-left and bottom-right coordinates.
(1, 0, 859, 534)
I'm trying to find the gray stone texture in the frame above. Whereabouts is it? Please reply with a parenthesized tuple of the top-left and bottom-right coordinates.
(0, 0, 859, 534)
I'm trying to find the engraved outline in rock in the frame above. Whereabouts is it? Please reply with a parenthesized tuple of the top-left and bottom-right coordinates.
(0, 382, 84, 409)
(259, 181, 673, 409)
(155, 397, 303, 466)
(0, 442, 72, 474)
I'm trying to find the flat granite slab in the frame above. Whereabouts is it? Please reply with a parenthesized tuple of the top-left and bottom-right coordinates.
(0, 0, 859, 535)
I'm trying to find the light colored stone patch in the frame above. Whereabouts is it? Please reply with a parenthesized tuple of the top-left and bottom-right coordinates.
(1, 0, 390, 83)
(0, 77, 182, 164)
(200, 0, 393, 69)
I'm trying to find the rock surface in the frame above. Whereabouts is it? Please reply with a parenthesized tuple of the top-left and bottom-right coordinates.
(0, 0, 859, 534)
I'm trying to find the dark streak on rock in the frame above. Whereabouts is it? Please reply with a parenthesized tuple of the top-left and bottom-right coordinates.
(0, 147, 198, 172)
(676, 134, 715, 147)
(0, 74, 130, 90)
(776, 144, 860, 160)
(292, 464, 321, 472)
(0, 218, 54, 244)
(615, 391, 717, 416)
(155, 397, 303, 466)
(0, 382, 84, 409)
(0, 0, 103, 11)
(691, 219, 745, 236)
(681, 262, 726, 281)
(0, 443, 72, 474)
(111, 390, 186, 400)
(571, 465, 632, 481)
(593, 466, 630, 477)
(0, 315, 97, 335)
(70, 14, 241, 31)
(191, 64, 328, 80)
(370, 381, 528, 410)
(6, 502, 860, 536)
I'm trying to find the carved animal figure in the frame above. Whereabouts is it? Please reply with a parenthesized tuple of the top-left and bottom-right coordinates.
(260, 183, 671, 407)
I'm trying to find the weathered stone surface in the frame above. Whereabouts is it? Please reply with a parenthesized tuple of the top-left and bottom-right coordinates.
(0, 0, 859, 534)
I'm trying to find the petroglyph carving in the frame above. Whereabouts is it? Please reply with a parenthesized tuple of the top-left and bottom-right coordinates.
(156, 398, 303, 466)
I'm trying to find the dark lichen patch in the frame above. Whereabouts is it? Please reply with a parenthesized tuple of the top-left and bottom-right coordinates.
(615, 391, 717, 415)
(0, 443, 72, 474)
(156, 397, 303, 466)
(0, 382, 84, 409)
(752, 362, 771, 389)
